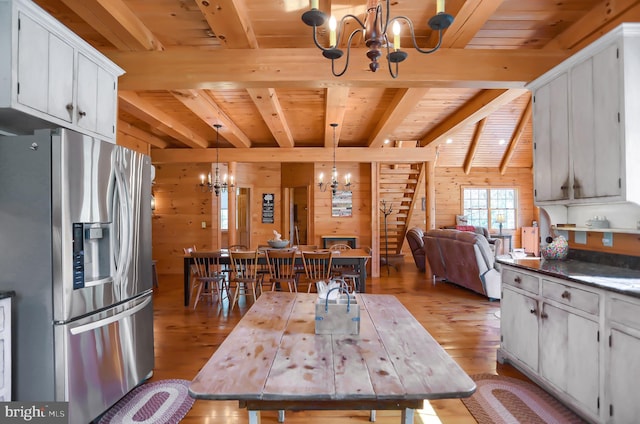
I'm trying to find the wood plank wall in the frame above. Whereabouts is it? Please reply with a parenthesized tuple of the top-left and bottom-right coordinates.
(152, 163, 217, 274)
(404, 166, 536, 251)
(150, 161, 637, 275)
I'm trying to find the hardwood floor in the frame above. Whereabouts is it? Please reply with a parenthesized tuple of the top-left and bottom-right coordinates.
(151, 259, 526, 423)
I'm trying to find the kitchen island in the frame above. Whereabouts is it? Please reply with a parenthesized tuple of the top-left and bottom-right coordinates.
(497, 257, 640, 423)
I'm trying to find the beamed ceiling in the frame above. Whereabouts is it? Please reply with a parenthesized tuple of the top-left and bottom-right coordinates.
(33, 0, 640, 171)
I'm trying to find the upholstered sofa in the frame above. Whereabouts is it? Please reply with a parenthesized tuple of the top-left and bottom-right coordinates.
(423, 229, 502, 300)
(406, 227, 426, 271)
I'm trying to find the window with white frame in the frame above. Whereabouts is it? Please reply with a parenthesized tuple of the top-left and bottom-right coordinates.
(462, 187, 517, 231)
(220, 190, 229, 230)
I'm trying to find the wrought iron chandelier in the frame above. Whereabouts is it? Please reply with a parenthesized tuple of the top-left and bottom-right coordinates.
(318, 123, 352, 195)
(198, 124, 234, 197)
(302, 0, 454, 78)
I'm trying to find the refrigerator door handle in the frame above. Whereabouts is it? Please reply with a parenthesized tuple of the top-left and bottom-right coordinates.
(69, 295, 151, 336)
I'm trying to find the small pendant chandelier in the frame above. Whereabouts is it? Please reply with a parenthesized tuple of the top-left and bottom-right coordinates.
(318, 123, 353, 195)
(198, 124, 234, 196)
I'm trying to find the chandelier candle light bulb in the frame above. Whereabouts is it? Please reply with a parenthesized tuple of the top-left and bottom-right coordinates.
(310, 0, 318, 9)
(437, 0, 445, 14)
(329, 16, 337, 47)
(393, 21, 400, 50)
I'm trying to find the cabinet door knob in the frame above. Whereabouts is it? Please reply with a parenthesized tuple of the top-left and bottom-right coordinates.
(540, 311, 548, 319)
(78, 110, 87, 117)
(561, 290, 571, 300)
(530, 308, 537, 315)
(514, 277, 522, 284)
(66, 103, 74, 111)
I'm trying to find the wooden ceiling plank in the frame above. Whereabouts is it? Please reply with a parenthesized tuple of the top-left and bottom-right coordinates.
(171, 89, 252, 148)
(108, 48, 570, 91)
(368, 88, 430, 148)
(432, 0, 505, 48)
(463, 118, 486, 175)
(544, 0, 640, 51)
(246, 88, 295, 148)
(152, 147, 436, 164)
(419, 89, 527, 148)
(500, 97, 532, 175)
(195, 0, 258, 49)
(60, 0, 163, 51)
(324, 87, 350, 148)
(118, 91, 209, 149)
(117, 119, 169, 148)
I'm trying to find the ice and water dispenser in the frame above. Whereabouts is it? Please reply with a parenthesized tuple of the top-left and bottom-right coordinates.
(72, 222, 113, 289)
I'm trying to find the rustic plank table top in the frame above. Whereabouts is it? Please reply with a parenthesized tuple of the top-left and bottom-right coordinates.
(189, 292, 475, 423)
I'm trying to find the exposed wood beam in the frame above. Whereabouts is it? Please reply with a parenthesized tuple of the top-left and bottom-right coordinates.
(544, 0, 640, 51)
(500, 97, 532, 175)
(463, 118, 486, 175)
(152, 147, 436, 164)
(368, 88, 430, 148)
(60, 0, 163, 51)
(324, 87, 350, 148)
(419, 89, 527, 147)
(195, 0, 258, 49)
(246, 88, 294, 148)
(118, 91, 209, 149)
(171, 89, 251, 148)
(107, 48, 570, 91)
(117, 119, 169, 148)
(430, 0, 504, 48)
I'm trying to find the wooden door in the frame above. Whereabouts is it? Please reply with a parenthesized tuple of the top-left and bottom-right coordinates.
(236, 187, 250, 248)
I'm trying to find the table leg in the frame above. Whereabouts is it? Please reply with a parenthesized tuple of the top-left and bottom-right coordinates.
(184, 257, 190, 307)
(401, 408, 414, 424)
(248, 410, 261, 424)
(359, 258, 367, 293)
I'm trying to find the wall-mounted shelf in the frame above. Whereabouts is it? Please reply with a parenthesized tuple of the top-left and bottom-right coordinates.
(554, 225, 640, 235)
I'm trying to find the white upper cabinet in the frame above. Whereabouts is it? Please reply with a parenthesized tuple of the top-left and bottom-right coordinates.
(529, 23, 640, 206)
(0, 0, 123, 142)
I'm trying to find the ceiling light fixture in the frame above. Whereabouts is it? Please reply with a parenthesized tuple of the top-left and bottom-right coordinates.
(301, 0, 454, 78)
(198, 124, 234, 197)
(318, 123, 353, 195)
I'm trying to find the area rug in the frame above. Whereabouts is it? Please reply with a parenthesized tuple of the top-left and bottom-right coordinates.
(461, 374, 586, 423)
(98, 379, 195, 424)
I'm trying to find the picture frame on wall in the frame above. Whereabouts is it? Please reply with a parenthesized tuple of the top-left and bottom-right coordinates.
(332, 190, 352, 217)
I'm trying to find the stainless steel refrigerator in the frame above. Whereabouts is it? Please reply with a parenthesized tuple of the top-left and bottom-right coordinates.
(0, 128, 154, 424)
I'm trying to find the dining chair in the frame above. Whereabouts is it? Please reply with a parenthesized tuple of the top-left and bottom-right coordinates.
(228, 250, 259, 311)
(339, 246, 371, 293)
(300, 250, 333, 293)
(190, 251, 228, 309)
(184, 246, 199, 297)
(328, 244, 359, 292)
(265, 249, 298, 293)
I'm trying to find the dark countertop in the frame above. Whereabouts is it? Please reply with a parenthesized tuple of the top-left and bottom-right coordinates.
(0, 291, 16, 300)
(497, 257, 640, 298)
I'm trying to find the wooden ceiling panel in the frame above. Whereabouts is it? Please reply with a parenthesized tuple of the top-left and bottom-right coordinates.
(205, 89, 276, 147)
(26, 0, 636, 168)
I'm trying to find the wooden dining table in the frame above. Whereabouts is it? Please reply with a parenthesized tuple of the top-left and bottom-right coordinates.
(189, 292, 476, 424)
(182, 248, 371, 307)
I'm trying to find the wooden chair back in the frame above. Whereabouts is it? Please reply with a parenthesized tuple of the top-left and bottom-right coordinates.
(229, 250, 260, 282)
(265, 249, 298, 292)
(329, 243, 351, 251)
(301, 250, 333, 292)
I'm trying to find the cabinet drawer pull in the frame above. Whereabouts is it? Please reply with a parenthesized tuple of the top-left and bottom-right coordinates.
(561, 290, 571, 300)
(514, 276, 522, 284)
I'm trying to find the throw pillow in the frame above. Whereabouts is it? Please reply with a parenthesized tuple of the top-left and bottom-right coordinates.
(456, 225, 476, 232)
(456, 215, 468, 225)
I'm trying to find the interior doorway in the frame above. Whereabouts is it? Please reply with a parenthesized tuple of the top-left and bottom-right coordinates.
(236, 187, 250, 248)
(290, 186, 309, 245)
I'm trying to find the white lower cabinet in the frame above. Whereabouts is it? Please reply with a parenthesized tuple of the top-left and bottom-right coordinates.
(0, 296, 12, 401)
(499, 265, 606, 423)
(606, 295, 640, 423)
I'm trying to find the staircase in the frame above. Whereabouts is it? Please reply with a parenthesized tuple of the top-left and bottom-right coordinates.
(378, 163, 424, 255)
